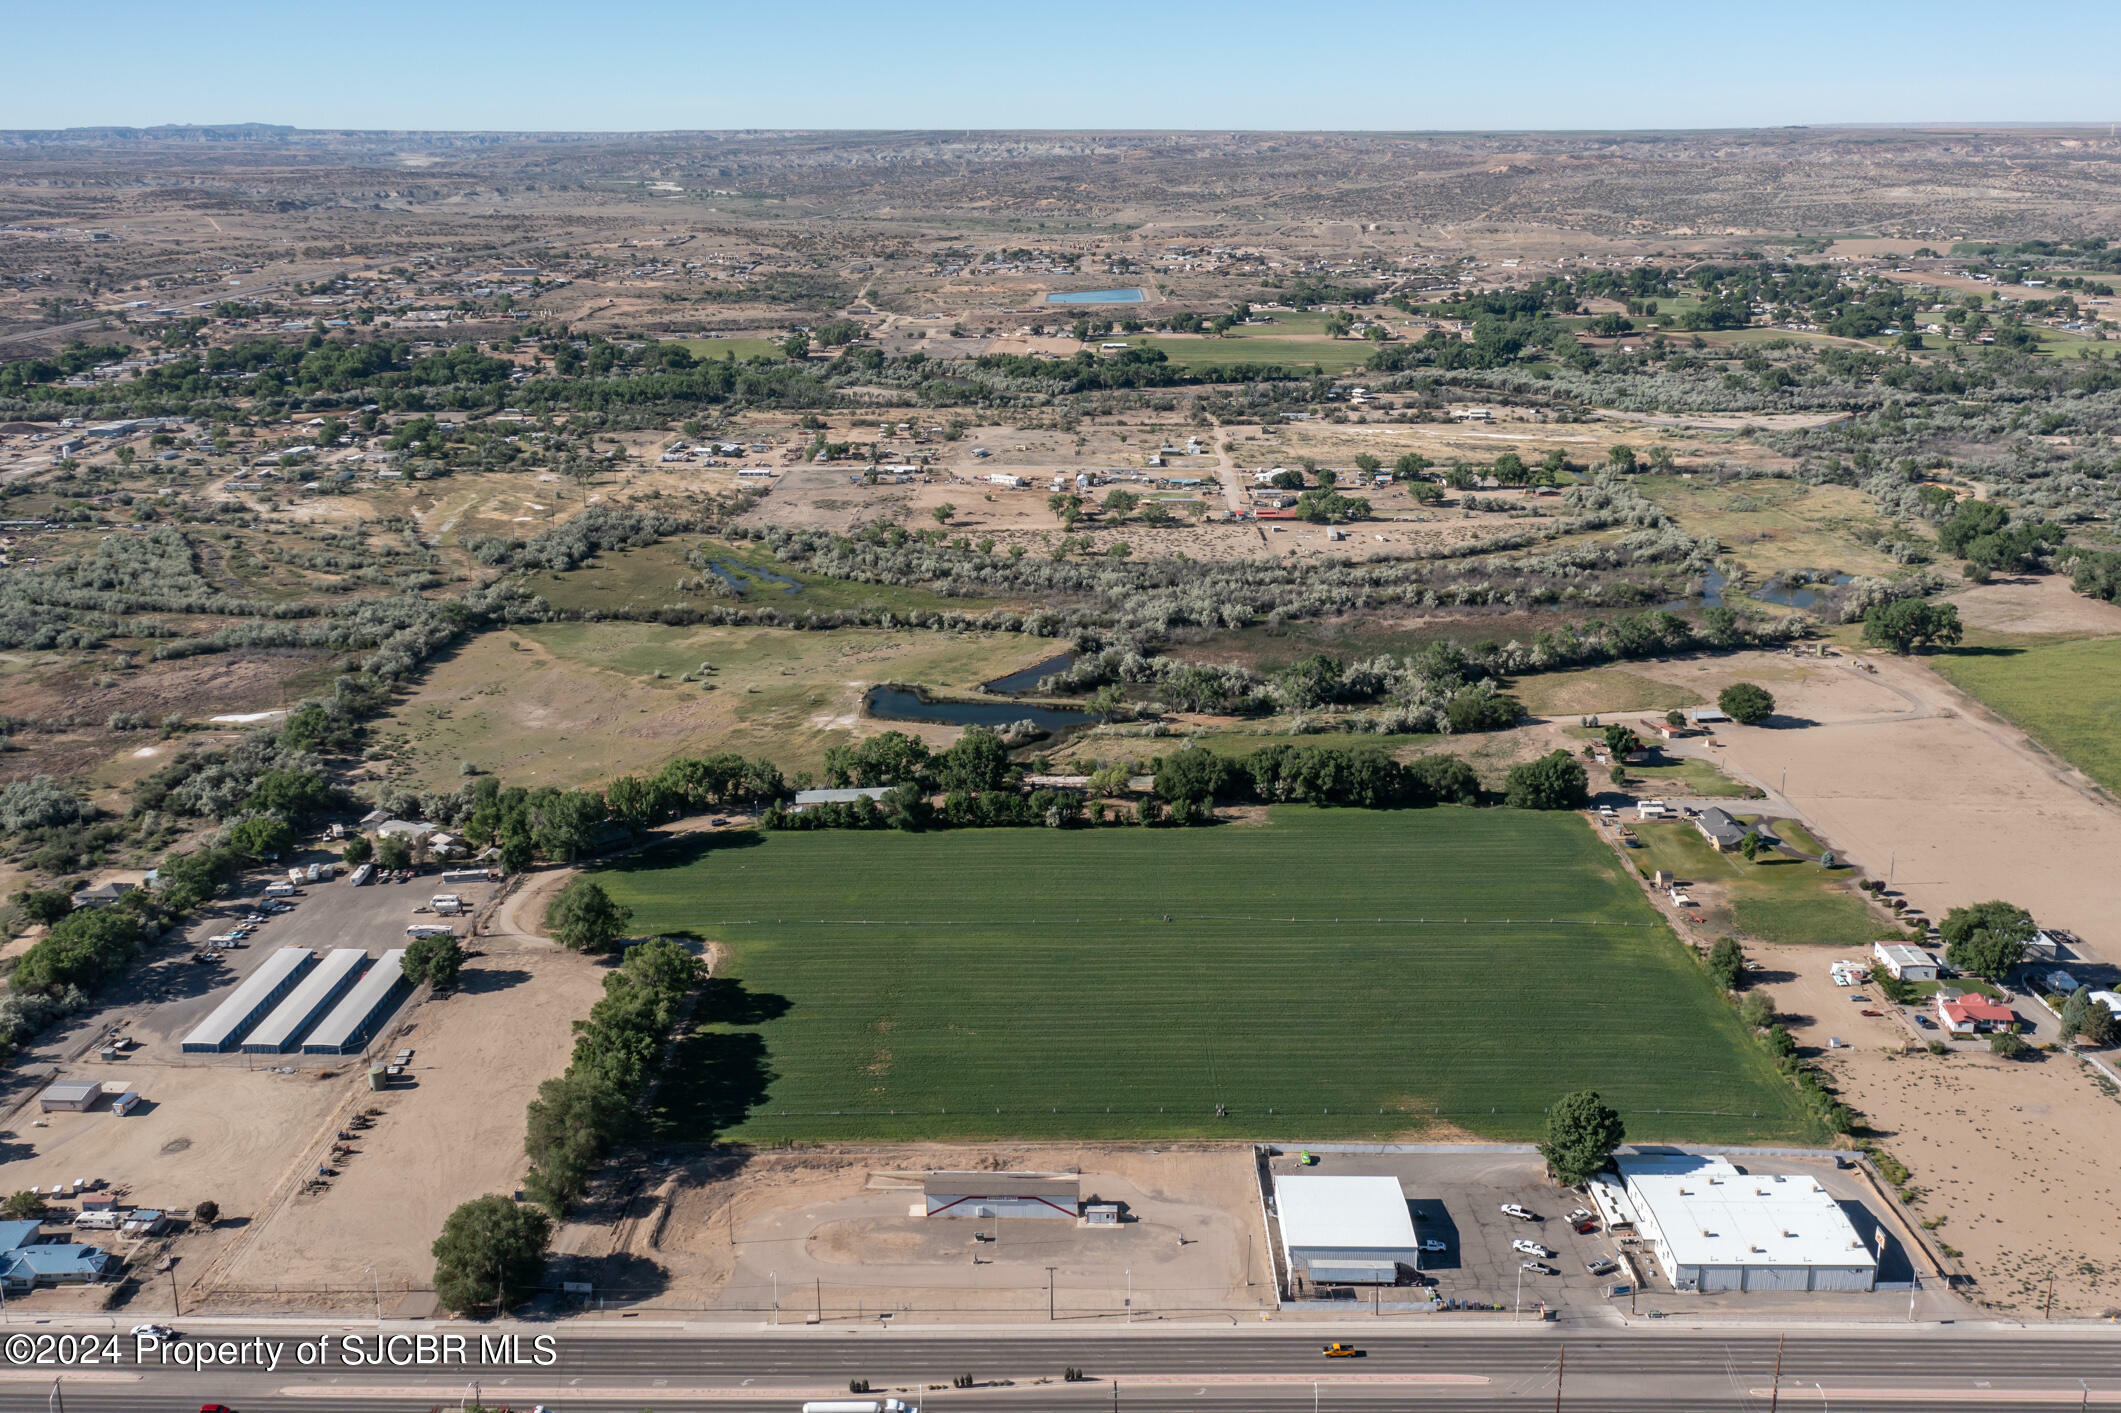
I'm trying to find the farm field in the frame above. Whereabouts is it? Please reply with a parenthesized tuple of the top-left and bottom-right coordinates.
(1624, 817, 1884, 948)
(600, 806, 1813, 1144)
(1502, 664, 1704, 718)
(1931, 635, 2121, 795)
(369, 621, 1054, 790)
(1127, 329, 1378, 374)
(1633, 474, 1906, 580)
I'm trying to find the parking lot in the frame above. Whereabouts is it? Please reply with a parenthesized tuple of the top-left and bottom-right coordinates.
(124, 859, 495, 1060)
(1265, 1146, 1928, 1319)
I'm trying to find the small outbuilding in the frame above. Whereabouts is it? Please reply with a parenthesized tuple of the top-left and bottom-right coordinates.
(37, 1081, 102, 1113)
(922, 1171, 1080, 1219)
(1872, 942, 1939, 982)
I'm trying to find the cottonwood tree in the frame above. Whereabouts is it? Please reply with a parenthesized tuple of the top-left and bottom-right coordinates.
(544, 877, 632, 954)
(431, 1195, 550, 1315)
(1539, 1089, 1625, 1185)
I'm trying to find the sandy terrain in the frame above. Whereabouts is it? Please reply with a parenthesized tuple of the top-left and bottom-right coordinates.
(550, 1145, 1267, 1321)
(1754, 938, 2121, 1315)
(1944, 572, 2121, 636)
(1614, 643, 2121, 961)
(201, 940, 608, 1308)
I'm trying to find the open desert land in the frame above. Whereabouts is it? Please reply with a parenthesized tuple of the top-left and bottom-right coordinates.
(6, 122, 2121, 1330)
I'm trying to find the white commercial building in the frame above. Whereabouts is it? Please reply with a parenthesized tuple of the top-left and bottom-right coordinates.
(1273, 1174, 1422, 1287)
(1872, 942, 1939, 981)
(1598, 1155, 1876, 1293)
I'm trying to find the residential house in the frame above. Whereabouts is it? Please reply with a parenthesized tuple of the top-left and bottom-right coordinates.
(1872, 942, 1939, 982)
(1695, 807, 1749, 852)
(1936, 990, 2015, 1036)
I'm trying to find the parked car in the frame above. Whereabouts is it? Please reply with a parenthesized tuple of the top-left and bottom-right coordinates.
(1916, 1014, 1938, 1029)
(1421, 1238, 1448, 1253)
(1500, 1204, 1539, 1221)
(1512, 1239, 1554, 1258)
(1520, 1261, 1557, 1276)
(1585, 1257, 1619, 1276)
(1861, 1009, 1884, 1017)
(1564, 1208, 1593, 1224)
(1574, 1220, 1599, 1235)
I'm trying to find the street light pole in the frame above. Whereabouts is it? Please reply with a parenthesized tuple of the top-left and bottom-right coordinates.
(770, 1270, 777, 1327)
(365, 1264, 381, 1325)
(1125, 1269, 1132, 1324)
(1047, 1266, 1057, 1322)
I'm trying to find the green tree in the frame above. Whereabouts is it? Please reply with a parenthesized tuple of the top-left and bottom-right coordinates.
(403, 933, 465, 989)
(935, 726, 1011, 795)
(1863, 599, 1964, 653)
(1739, 991, 1776, 1029)
(1707, 937, 1747, 991)
(1538, 1089, 1625, 1185)
(1102, 488, 1139, 523)
(375, 835, 413, 872)
(1602, 724, 1642, 758)
(431, 1194, 551, 1315)
(2059, 987, 2118, 1047)
(1154, 747, 1231, 805)
(0, 1191, 44, 1220)
(544, 876, 632, 954)
(1088, 684, 1128, 723)
(1717, 682, 1776, 725)
(932, 503, 955, 527)
(1664, 709, 1687, 729)
(341, 835, 373, 867)
(1607, 444, 1639, 473)
(1988, 1031, 2030, 1059)
(523, 1071, 620, 1213)
(226, 815, 294, 860)
(1766, 1024, 1798, 1058)
(14, 888, 73, 926)
(1940, 900, 2034, 980)
(1738, 831, 1762, 863)
(1504, 750, 1589, 810)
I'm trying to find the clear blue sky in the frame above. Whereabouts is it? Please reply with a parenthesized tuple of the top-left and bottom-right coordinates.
(7, 0, 2117, 131)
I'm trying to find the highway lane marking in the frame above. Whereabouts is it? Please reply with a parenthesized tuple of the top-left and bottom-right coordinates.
(0, 1371, 139, 1382)
(1751, 1390, 2121, 1404)
(277, 1374, 1491, 1400)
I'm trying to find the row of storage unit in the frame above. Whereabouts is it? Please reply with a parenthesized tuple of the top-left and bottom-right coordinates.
(180, 948, 316, 1053)
(239, 949, 368, 1054)
(303, 949, 410, 1055)
(179, 946, 411, 1056)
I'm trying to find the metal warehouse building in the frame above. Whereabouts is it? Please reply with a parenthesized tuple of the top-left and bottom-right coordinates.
(922, 1172, 1080, 1219)
(1274, 1175, 1422, 1286)
(301, 948, 409, 1055)
(239, 949, 369, 1054)
(180, 948, 316, 1054)
(1602, 1154, 1877, 1293)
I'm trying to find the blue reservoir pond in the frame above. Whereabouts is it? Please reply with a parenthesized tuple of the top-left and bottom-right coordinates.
(1045, 288, 1145, 304)
(864, 651, 1090, 732)
(863, 685, 1093, 734)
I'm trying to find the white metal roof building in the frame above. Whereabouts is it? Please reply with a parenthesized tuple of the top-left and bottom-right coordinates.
(181, 948, 317, 1053)
(1273, 1174, 1422, 1286)
(921, 1172, 1080, 1220)
(301, 949, 409, 1055)
(239, 949, 368, 1053)
(1608, 1155, 1876, 1293)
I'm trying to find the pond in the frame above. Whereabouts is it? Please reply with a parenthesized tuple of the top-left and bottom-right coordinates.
(1747, 573, 1853, 609)
(702, 558, 802, 595)
(864, 685, 1094, 735)
(981, 651, 1077, 695)
(1045, 289, 1145, 304)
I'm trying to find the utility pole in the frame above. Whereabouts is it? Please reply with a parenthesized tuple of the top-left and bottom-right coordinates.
(816, 1276, 822, 1325)
(168, 1267, 181, 1318)
(1554, 1345, 1564, 1413)
(2046, 1273, 2055, 1320)
(1047, 1266, 1057, 1322)
(1769, 1333, 1784, 1413)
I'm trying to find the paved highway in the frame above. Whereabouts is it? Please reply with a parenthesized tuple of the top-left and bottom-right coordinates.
(2, 1328, 2120, 1411)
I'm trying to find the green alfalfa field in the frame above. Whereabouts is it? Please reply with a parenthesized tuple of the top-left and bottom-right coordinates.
(599, 806, 1814, 1144)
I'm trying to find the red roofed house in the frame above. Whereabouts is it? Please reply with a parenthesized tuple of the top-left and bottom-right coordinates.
(1937, 992, 2015, 1036)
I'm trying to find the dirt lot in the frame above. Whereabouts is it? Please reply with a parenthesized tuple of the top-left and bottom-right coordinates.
(547, 1145, 1269, 1321)
(203, 938, 608, 1308)
(1754, 938, 2121, 1315)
